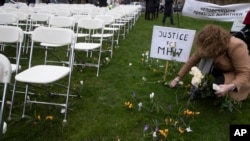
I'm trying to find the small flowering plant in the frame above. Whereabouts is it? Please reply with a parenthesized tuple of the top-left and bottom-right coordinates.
(140, 50, 182, 85)
(141, 50, 165, 76)
(124, 91, 200, 140)
(188, 66, 242, 112)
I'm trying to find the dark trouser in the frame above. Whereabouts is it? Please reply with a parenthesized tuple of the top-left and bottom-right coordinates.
(211, 68, 225, 85)
(162, 12, 174, 25)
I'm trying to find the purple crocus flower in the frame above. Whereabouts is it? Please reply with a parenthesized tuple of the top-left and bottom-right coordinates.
(154, 126, 158, 132)
(167, 105, 173, 111)
(132, 92, 136, 98)
(144, 124, 149, 132)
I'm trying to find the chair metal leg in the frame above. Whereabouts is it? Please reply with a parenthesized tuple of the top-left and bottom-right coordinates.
(0, 84, 8, 134)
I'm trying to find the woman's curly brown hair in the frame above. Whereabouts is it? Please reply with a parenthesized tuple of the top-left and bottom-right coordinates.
(195, 24, 231, 58)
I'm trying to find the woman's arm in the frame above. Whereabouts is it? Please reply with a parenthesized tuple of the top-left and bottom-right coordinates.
(169, 51, 201, 88)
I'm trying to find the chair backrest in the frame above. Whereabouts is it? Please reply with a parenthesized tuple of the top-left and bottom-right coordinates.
(72, 14, 92, 25)
(13, 11, 29, 22)
(0, 26, 24, 44)
(77, 18, 104, 30)
(106, 12, 123, 22)
(49, 16, 74, 28)
(19, 8, 34, 16)
(29, 27, 75, 68)
(0, 54, 12, 83)
(32, 26, 75, 46)
(54, 9, 72, 17)
(0, 26, 24, 73)
(30, 13, 51, 22)
(95, 15, 115, 26)
(0, 13, 19, 26)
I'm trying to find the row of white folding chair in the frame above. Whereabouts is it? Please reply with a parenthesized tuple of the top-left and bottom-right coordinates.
(105, 12, 126, 42)
(94, 15, 118, 58)
(111, 6, 140, 33)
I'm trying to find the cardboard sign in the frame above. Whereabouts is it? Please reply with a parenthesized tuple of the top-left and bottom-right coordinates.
(231, 16, 245, 32)
(150, 26, 196, 63)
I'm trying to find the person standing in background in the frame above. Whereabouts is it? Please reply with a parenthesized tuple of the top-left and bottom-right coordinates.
(145, 0, 156, 20)
(154, 0, 160, 19)
(99, 0, 107, 7)
(162, 0, 174, 25)
(27, 0, 35, 6)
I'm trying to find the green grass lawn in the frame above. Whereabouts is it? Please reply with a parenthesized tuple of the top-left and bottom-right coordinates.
(2, 12, 250, 141)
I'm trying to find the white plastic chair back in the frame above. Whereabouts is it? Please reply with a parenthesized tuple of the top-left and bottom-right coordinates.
(49, 16, 74, 28)
(54, 9, 72, 17)
(0, 13, 19, 26)
(0, 26, 24, 43)
(0, 26, 24, 73)
(32, 27, 75, 46)
(30, 13, 51, 23)
(72, 14, 92, 25)
(77, 18, 104, 30)
(95, 15, 115, 26)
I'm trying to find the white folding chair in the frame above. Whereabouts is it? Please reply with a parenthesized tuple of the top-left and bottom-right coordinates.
(23, 12, 51, 54)
(40, 16, 75, 65)
(93, 15, 117, 58)
(0, 26, 24, 74)
(72, 14, 92, 40)
(0, 54, 12, 134)
(10, 27, 75, 123)
(106, 12, 126, 43)
(73, 18, 104, 77)
(11, 11, 29, 32)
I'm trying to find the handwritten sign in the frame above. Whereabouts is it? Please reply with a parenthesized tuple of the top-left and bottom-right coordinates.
(231, 12, 249, 32)
(150, 26, 196, 63)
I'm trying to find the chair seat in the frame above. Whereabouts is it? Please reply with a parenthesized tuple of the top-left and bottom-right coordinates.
(104, 27, 119, 31)
(15, 65, 70, 84)
(74, 43, 101, 50)
(75, 33, 89, 38)
(23, 31, 33, 35)
(40, 43, 63, 47)
(91, 33, 113, 38)
(112, 23, 125, 26)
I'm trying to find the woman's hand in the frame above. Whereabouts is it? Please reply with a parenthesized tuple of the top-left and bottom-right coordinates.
(214, 83, 236, 97)
(169, 76, 180, 88)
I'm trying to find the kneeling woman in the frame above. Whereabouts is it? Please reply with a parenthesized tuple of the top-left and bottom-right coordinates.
(169, 24, 250, 101)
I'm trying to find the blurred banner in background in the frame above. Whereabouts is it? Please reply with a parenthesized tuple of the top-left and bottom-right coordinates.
(182, 0, 250, 21)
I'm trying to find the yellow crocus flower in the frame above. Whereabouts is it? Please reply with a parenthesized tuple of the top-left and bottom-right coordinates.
(178, 127, 185, 134)
(37, 115, 41, 121)
(45, 116, 53, 120)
